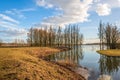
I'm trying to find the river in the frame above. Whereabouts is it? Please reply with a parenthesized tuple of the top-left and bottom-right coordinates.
(47, 45, 120, 80)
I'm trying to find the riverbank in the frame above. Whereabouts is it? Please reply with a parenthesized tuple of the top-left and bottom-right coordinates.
(97, 49, 120, 56)
(0, 47, 85, 80)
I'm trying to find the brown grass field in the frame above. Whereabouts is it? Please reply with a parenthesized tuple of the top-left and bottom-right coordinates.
(0, 47, 85, 80)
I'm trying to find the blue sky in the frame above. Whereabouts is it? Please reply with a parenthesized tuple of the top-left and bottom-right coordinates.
(0, 0, 120, 43)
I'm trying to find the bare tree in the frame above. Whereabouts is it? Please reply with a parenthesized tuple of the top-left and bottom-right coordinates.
(0, 39, 2, 46)
(98, 22, 120, 49)
(98, 21, 104, 50)
(105, 24, 120, 49)
(57, 26, 62, 47)
(27, 28, 33, 46)
(111, 25, 120, 49)
(27, 24, 83, 48)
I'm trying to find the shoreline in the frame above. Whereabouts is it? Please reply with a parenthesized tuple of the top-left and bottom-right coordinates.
(44, 47, 89, 80)
(0, 47, 86, 80)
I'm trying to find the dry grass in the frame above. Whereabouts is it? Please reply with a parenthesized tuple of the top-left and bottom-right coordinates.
(0, 47, 85, 80)
(97, 49, 120, 56)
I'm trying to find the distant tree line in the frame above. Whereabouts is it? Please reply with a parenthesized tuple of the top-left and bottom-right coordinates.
(27, 25, 83, 48)
(12, 39, 25, 46)
(98, 21, 120, 49)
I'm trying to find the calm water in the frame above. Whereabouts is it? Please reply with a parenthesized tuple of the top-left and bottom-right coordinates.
(47, 45, 120, 80)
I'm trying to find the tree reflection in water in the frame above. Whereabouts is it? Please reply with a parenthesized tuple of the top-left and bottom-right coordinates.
(99, 55, 120, 75)
(47, 46, 83, 65)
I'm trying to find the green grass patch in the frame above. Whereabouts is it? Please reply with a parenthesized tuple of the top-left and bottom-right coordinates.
(97, 49, 120, 56)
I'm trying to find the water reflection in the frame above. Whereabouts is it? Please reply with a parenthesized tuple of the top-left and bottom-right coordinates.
(46, 45, 120, 80)
(99, 55, 120, 75)
(47, 46, 83, 65)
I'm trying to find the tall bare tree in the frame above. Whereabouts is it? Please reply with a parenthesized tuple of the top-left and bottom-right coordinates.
(98, 21, 104, 50)
(105, 24, 120, 49)
(27, 28, 33, 46)
(27, 25, 83, 48)
(0, 39, 2, 46)
(98, 22, 120, 49)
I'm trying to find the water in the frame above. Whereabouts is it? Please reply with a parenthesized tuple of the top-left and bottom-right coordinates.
(47, 45, 120, 80)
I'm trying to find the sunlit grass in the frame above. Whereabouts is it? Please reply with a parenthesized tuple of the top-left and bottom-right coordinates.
(0, 47, 84, 80)
(97, 49, 120, 56)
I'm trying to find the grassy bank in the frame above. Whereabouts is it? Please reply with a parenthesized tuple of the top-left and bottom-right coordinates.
(97, 50, 120, 56)
(0, 47, 85, 80)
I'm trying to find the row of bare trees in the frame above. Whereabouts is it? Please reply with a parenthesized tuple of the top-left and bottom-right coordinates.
(98, 21, 120, 49)
(27, 25, 83, 47)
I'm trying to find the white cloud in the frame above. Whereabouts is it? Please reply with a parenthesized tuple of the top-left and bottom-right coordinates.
(36, 0, 53, 8)
(0, 14, 27, 37)
(0, 21, 17, 29)
(93, 0, 100, 3)
(0, 14, 19, 24)
(0, 24, 27, 37)
(96, 3, 111, 16)
(36, 0, 46, 7)
(5, 9, 25, 18)
(0, 28, 27, 36)
(5, 10, 15, 15)
(20, 8, 36, 12)
(36, 0, 93, 25)
(100, 0, 120, 8)
(5, 8, 36, 19)
(94, 0, 120, 16)
(36, 0, 120, 25)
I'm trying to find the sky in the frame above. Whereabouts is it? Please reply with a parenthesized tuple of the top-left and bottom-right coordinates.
(0, 0, 120, 43)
